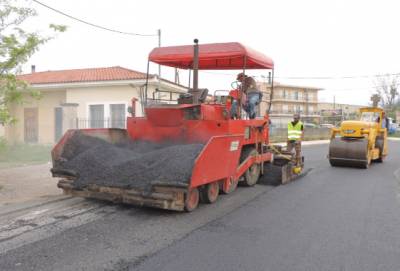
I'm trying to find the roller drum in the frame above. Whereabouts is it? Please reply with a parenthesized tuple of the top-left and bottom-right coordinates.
(329, 137, 369, 168)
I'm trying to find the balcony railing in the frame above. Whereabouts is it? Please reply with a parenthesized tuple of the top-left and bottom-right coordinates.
(271, 94, 317, 102)
(269, 110, 321, 115)
(76, 118, 127, 129)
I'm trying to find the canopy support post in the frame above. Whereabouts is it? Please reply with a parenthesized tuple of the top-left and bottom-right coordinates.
(238, 55, 247, 119)
(193, 39, 199, 91)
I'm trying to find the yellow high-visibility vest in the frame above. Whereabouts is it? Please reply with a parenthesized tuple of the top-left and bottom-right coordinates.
(288, 121, 303, 141)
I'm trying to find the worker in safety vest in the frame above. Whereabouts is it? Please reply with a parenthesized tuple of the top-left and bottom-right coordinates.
(287, 113, 304, 166)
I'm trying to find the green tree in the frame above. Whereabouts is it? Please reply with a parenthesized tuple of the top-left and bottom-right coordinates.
(0, 0, 66, 124)
(370, 93, 381, 107)
(374, 74, 399, 111)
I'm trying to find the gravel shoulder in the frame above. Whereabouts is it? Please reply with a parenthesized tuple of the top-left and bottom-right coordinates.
(0, 163, 62, 207)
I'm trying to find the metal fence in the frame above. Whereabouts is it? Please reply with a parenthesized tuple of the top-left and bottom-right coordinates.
(269, 114, 361, 129)
(270, 127, 331, 142)
(76, 118, 126, 129)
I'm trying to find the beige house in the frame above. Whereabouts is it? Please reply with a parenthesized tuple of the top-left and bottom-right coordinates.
(5, 66, 187, 144)
(318, 102, 363, 116)
(258, 82, 322, 127)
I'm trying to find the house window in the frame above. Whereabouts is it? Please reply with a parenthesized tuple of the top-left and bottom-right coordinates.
(89, 104, 104, 128)
(282, 90, 286, 99)
(282, 104, 288, 113)
(110, 104, 126, 128)
(309, 105, 314, 113)
(294, 91, 299, 100)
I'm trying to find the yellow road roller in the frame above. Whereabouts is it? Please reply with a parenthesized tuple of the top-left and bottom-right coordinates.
(328, 107, 388, 168)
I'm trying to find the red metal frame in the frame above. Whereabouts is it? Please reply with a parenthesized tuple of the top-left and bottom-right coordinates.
(127, 104, 269, 143)
(190, 135, 243, 188)
(124, 103, 272, 189)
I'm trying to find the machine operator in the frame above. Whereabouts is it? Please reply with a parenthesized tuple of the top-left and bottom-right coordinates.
(230, 73, 262, 119)
(287, 113, 304, 166)
(377, 111, 389, 129)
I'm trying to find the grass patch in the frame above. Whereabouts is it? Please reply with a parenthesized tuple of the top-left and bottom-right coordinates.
(389, 132, 400, 138)
(0, 143, 52, 169)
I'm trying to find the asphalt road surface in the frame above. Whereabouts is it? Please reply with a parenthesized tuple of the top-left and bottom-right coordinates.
(0, 141, 399, 271)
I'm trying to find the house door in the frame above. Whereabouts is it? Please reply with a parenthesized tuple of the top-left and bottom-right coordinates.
(110, 104, 126, 128)
(89, 104, 104, 128)
(24, 108, 38, 143)
(55, 107, 63, 141)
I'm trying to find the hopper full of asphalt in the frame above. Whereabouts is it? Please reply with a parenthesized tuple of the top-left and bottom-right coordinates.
(53, 132, 204, 190)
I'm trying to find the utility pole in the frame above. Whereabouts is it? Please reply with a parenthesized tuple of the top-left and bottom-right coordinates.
(333, 95, 336, 109)
(305, 90, 309, 119)
(157, 29, 161, 78)
(333, 95, 336, 125)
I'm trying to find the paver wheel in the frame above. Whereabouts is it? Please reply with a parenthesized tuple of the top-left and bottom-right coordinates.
(240, 148, 261, 187)
(220, 178, 238, 194)
(184, 188, 199, 212)
(200, 182, 219, 204)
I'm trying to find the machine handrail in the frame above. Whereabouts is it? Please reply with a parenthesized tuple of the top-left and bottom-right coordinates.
(150, 88, 183, 104)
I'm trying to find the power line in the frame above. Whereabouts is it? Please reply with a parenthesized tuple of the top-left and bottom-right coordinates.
(32, 0, 157, 37)
(31, 1, 399, 81)
(322, 83, 400, 92)
(276, 73, 400, 80)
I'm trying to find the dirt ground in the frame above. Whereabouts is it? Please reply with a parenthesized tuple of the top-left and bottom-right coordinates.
(0, 163, 62, 207)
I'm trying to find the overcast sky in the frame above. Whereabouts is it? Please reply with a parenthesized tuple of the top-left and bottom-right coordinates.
(20, 0, 400, 105)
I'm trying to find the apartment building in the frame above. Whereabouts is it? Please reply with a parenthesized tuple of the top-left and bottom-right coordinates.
(258, 82, 322, 127)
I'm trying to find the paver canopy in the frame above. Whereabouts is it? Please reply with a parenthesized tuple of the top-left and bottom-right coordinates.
(148, 42, 274, 70)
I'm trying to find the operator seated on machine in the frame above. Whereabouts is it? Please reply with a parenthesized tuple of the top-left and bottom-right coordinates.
(230, 73, 262, 119)
(376, 111, 389, 129)
(287, 113, 304, 166)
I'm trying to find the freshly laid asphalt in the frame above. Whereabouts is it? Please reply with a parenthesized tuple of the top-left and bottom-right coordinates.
(0, 141, 399, 271)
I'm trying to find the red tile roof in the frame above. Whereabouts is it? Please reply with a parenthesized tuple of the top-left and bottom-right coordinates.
(17, 66, 153, 85)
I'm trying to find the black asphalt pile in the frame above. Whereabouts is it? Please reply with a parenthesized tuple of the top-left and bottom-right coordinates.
(54, 132, 204, 190)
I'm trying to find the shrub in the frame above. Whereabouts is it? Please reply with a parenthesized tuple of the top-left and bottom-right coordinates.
(0, 137, 8, 153)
